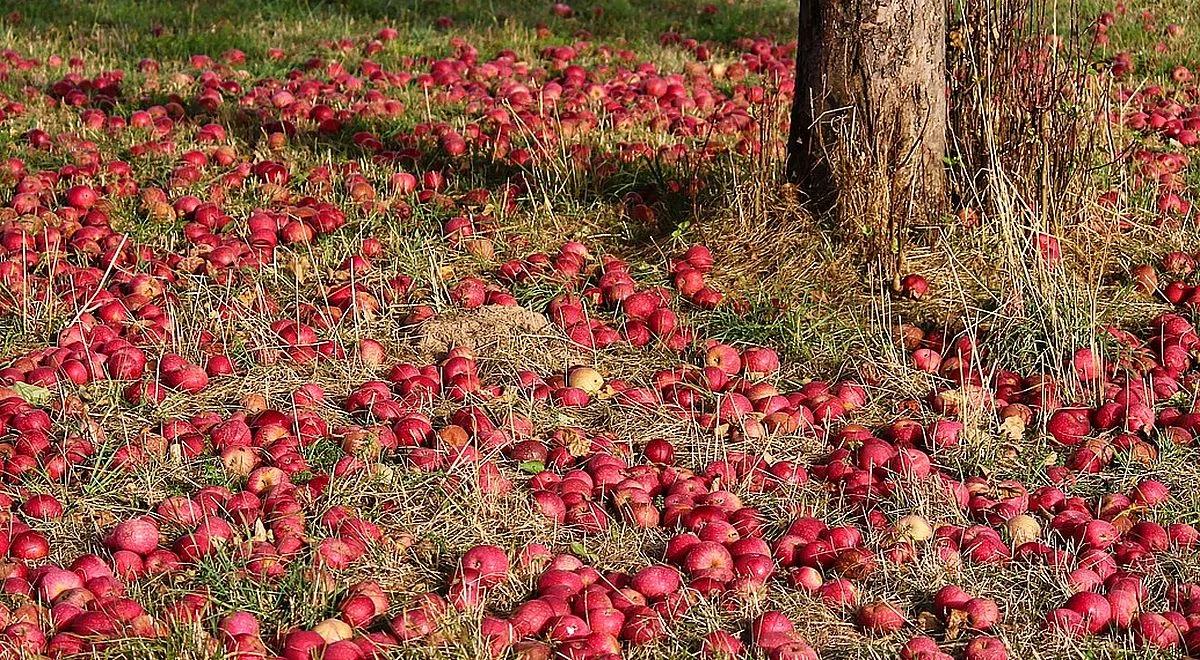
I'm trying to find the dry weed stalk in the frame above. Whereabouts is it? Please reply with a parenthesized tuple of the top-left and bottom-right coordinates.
(947, 0, 1114, 381)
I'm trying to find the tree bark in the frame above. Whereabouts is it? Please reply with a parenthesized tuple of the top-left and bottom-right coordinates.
(788, 0, 948, 286)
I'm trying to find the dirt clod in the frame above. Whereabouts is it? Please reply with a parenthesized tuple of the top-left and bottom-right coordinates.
(415, 305, 587, 372)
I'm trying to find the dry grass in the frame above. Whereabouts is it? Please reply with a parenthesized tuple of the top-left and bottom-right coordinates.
(0, 1, 1196, 659)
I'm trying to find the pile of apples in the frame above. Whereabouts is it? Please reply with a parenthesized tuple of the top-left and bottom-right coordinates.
(0, 1, 1198, 658)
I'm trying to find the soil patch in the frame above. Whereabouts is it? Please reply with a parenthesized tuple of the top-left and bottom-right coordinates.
(415, 305, 588, 374)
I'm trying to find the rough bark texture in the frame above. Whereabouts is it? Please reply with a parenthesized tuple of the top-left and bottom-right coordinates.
(788, 0, 948, 284)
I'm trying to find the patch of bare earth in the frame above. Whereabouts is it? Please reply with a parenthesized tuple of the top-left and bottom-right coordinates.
(415, 305, 588, 372)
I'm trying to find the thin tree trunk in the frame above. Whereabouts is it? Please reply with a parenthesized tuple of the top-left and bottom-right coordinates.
(788, 0, 948, 287)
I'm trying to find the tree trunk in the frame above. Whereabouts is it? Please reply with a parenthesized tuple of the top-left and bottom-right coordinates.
(788, 0, 948, 287)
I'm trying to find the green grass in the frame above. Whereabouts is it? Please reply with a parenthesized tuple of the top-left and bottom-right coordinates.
(1071, 0, 1200, 74)
(0, 0, 793, 69)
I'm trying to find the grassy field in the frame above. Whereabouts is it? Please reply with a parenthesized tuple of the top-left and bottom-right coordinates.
(0, 0, 1197, 658)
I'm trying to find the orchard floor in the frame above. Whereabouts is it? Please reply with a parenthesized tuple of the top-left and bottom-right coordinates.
(0, 1, 1198, 659)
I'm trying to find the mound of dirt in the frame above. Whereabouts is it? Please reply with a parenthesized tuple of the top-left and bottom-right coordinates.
(415, 305, 587, 373)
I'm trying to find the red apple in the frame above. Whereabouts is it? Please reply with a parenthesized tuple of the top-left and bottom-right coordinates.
(630, 565, 680, 600)
(857, 600, 906, 633)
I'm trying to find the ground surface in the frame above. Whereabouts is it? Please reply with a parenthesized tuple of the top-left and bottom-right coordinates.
(0, 1, 1198, 659)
